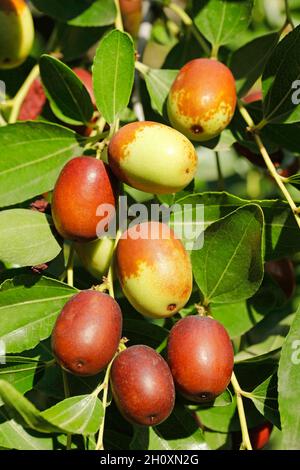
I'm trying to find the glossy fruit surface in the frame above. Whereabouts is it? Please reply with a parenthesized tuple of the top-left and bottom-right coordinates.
(167, 316, 234, 402)
(119, 0, 142, 37)
(116, 221, 193, 318)
(52, 290, 122, 376)
(265, 258, 296, 301)
(74, 236, 115, 279)
(110, 345, 175, 426)
(108, 121, 198, 194)
(167, 59, 236, 141)
(52, 157, 117, 242)
(0, 0, 34, 69)
(249, 422, 273, 449)
(72, 67, 96, 107)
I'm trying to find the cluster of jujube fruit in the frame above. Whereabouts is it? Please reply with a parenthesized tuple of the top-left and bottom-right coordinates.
(1, 1, 287, 446)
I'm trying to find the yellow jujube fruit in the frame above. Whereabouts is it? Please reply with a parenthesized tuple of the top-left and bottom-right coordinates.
(0, 0, 34, 69)
(108, 121, 198, 194)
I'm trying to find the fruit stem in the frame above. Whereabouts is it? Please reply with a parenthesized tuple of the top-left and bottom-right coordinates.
(107, 229, 122, 298)
(167, 3, 211, 56)
(215, 152, 225, 190)
(62, 369, 72, 450)
(8, 64, 40, 124)
(135, 61, 150, 76)
(231, 371, 253, 451)
(211, 44, 220, 60)
(238, 102, 300, 230)
(67, 244, 74, 287)
(284, 0, 294, 29)
(114, 0, 124, 32)
(95, 356, 115, 450)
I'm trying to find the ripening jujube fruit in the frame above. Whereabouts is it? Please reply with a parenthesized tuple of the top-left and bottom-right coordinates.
(167, 58, 237, 142)
(74, 236, 115, 279)
(167, 316, 234, 402)
(249, 422, 273, 450)
(265, 258, 296, 301)
(110, 345, 175, 426)
(116, 221, 193, 318)
(119, 0, 142, 38)
(51, 156, 117, 242)
(51, 291, 122, 376)
(108, 121, 198, 194)
(0, 0, 34, 69)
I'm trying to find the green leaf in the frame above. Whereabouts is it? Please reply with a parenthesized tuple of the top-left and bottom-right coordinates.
(0, 210, 61, 267)
(142, 68, 178, 116)
(278, 305, 300, 449)
(0, 122, 83, 207)
(230, 32, 279, 98)
(248, 374, 280, 428)
(213, 275, 287, 338)
(204, 430, 232, 450)
(0, 361, 45, 406)
(170, 192, 300, 260)
(0, 276, 77, 353)
(93, 30, 135, 124)
(262, 122, 300, 153)
(123, 319, 168, 349)
(0, 380, 60, 433)
(191, 204, 264, 304)
(131, 404, 209, 450)
(0, 380, 102, 435)
(0, 414, 54, 450)
(31, 0, 116, 27)
(39, 55, 94, 126)
(263, 25, 300, 124)
(41, 395, 103, 435)
(55, 24, 107, 62)
(193, 0, 253, 48)
(235, 310, 295, 363)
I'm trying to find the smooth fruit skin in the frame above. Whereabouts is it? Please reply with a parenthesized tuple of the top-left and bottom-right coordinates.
(265, 258, 296, 301)
(110, 345, 175, 426)
(0, 0, 34, 69)
(72, 67, 96, 107)
(167, 58, 237, 142)
(249, 422, 273, 449)
(167, 316, 234, 402)
(74, 236, 115, 279)
(52, 157, 117, 242)
(51, 291, 122, 376)
(119, 0, 142, 38)
(116, 221, 193, 318)
(108, 121, 198, 194)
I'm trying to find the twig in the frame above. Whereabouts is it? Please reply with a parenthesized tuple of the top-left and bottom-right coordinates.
(231, 371, 253, 450)
(8, 64, 40, 123)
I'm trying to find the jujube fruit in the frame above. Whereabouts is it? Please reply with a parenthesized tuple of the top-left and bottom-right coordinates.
(167, 316, 234, 402)
(0, 0, 34, 69)
(18, 78, 47, 121)
(52, 156, 117, 242)
(51, 290, 122, 376)
(74, 236, 115, 279)
(72, 67, 96, 108)
(167, 58, 237, 141)
(108, 121, 198, 194)
(110, 345, 175, 426)
(249, 422, 273, 450)
(265, 258, 296, 301)
(116, 221, 193, 318)
(119, 0, 142, 38)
